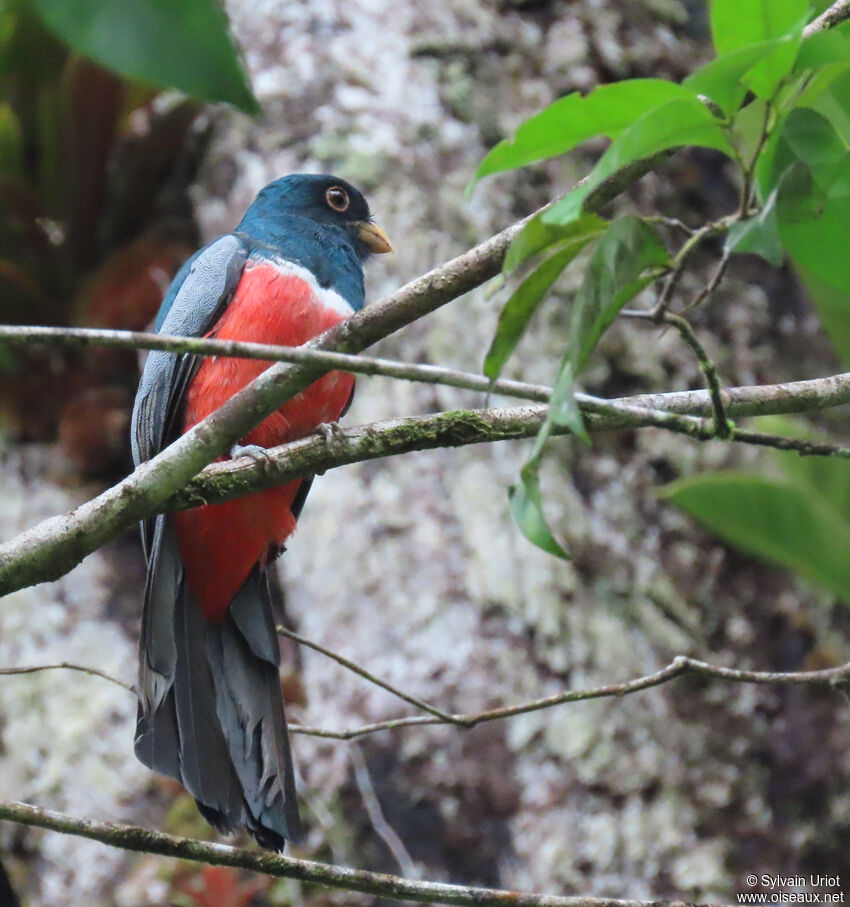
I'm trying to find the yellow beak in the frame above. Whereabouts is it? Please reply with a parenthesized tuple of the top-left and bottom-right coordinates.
(356, 221, 393, 254)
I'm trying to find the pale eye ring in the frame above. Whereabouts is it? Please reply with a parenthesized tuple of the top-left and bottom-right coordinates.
(325, 186, 350, 212)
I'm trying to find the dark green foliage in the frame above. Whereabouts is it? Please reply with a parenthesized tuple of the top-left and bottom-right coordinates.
(26, 0, 257, 112)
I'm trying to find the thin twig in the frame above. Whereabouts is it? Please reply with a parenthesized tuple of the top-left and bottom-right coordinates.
(641, 215, 737, 323)
(349, 744, 419, 879)
(3, 645, 850, 743)
(622, 303, 733, 438)
(0, 661, 135, 693)
(681, 251, 731, 315)
(0, 798, 718, 907)
(739, 101, 773, 217)
(731, 428, 850, 457)
(0, 324, 551, 405)
(644, 216, 696, 236)
(289, 654, 850, 741)
(663, 313, 731, 438)
(277, 627, 454, 722)
(650, 223, 715, 320)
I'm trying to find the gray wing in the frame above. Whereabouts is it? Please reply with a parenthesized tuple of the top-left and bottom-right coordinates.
(131, 234, 248, 556)
(132, 234, 246, 716)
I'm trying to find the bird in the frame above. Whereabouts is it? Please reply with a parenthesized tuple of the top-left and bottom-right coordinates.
(130, 173, 392, 850)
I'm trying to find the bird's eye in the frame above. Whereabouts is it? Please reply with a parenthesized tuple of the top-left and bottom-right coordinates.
(325, 186, 350, 212)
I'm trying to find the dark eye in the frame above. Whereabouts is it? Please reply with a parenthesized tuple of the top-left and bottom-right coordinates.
(325, 186, 350, 212)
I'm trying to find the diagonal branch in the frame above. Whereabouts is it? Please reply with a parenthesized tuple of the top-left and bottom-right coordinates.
(278, 627, 454, 722)
(804, 0, 850, 36)
(0, 798, 720, 907)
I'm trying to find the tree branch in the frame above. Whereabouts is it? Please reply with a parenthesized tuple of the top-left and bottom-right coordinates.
(171, 375, 850, 512)
(804, 0, 850, 36)
(0, 374, 848, 595)
(0, 324, 552, 404)
(0, 799, 718, 907)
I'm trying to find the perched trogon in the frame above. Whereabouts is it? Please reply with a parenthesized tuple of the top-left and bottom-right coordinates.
(130, 174, 391, 850)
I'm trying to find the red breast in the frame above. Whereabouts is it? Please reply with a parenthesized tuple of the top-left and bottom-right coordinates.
(174, 261, 356, 620)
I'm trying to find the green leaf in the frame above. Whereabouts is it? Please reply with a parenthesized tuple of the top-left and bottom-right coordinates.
(685, 36, 799, 115)
(567, 217, 670, 373)
(26, 0, 258, 112)
(795, 30, 850, 70)
(794, 264, 850, 363)
(794, 61, 850, 110)
(546, 217, 670, 443)
(724, 185, 784, 265)
(774, 107, 850, 194)
(506, 217, 669, 558)
(503, 212, 606, 275)
(710, 0, 808, 99)
(764, 109, 850, 362)
(484, 240, 592, 383)
(805, 67, 850, 146)
(758, 416, 850, 519)
(508, 463, 570, 560)
(664, 471, 850, 603)
(541, 97, 734, 229)
(472, 79, 698, 184)
(547, 360, 588, 443)
(710, 0, 809, 53)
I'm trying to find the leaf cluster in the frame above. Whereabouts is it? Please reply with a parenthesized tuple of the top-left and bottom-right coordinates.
(473, 0, 850, 578)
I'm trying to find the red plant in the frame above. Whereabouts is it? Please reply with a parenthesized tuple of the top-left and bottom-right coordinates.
(176, 865, 270, 907)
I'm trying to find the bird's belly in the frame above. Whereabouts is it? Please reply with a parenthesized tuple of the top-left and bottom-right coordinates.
(175, 261, 355, 620)
(183, 261, 355, 442)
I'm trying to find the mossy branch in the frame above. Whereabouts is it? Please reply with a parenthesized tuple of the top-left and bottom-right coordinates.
(0, 798, 719, 907)
(172, 375, 850, 513)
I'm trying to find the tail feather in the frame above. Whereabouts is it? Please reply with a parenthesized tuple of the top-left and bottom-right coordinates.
(135, 522, 301, 850)
(138, 516, 180, 713)
(134, 687, 180, 779)
(207, 568, 302, 845)
(172, 586, 244, 821)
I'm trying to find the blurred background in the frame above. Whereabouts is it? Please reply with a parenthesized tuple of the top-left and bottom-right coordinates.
(0, 0, 849, 904)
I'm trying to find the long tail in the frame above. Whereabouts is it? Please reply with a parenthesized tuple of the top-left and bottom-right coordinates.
(135, 516, 301, 850)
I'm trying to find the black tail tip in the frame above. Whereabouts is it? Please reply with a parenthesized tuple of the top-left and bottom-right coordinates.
(196, 801, 295, 852)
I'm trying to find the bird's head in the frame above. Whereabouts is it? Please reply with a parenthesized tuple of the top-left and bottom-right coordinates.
(241, 173, 392, 261)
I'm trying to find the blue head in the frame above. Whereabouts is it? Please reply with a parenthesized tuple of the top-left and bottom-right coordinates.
(236, 174, 392, 310)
